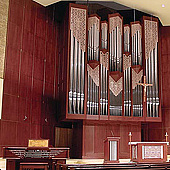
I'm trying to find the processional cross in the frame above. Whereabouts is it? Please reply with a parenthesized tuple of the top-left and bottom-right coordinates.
(137, 76, 153, 102)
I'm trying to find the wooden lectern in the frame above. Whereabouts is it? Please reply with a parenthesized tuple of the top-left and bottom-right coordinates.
(104, 137, 120, 163)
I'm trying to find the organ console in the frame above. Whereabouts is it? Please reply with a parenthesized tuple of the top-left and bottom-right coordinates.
(3, 140, 69, 170)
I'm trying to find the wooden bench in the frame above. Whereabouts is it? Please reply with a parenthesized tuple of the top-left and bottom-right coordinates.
(19, 162, 49, 170)
(58, 163, 170, 170)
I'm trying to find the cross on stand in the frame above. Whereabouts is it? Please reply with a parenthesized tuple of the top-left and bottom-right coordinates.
(137, 76, 153, 102)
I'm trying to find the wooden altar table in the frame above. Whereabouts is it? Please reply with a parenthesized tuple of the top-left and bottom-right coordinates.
(130, 142, 169, 163)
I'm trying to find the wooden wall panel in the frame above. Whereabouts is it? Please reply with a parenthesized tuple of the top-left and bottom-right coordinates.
(30, 124, 41, 139)
(84, 125, 94, 156)
(1, 121, 17, 146)
(82, 121, 141, 159)
(0, 0, 59, 155)
(94, 125, 107, 154)
(120, 124, 130, 158)
(2, 95, 19, 121)
(107, 124, 120, 137)
(72, 122, 83, 158)
(17, 122, 30, 146)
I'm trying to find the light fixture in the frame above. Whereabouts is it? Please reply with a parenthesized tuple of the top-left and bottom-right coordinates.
(162, 4, 165, 8)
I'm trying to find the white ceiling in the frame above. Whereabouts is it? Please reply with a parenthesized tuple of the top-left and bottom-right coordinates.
(33, 0, 170, 26)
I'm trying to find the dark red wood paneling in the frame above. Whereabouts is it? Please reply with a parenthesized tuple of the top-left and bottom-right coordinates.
(94, 124, 107, 154)
(24, 5, 36, 33)
(19, 74, 32, 99)
(34, 36, 46, 59)
(107, 123, 120, 137)
(45, 62, 55, 84)
(4, 70, 19, 96)
(1, 121, 17, 145)
(32, 79, 43, 101)
(84, 125, 94, 156)
(72, 122, 83, 158)
(33, 57, 44, 81)
(120, 124, 130, 158)
(17, 122, 30, 146)
(0, 0, 58, 154)
(44, 82, 54, 98)
(22, 29, 34, 54)
(36, 18, 46, 39)
(82, 121, 141, 159)
(41, 125, 51, 140)
(20, 51, 33, 77)
(8, 0, 24, 26)
(36, 3, 46, 20)
(46, 42, 56, 63)
(18, 98, 31, 123)
(2, 95, 18, 121)
(30, 124, 41, 139)
(7, 22, 22, 50)
(31, 100, 41, 124)
(5, 47, 20, 73)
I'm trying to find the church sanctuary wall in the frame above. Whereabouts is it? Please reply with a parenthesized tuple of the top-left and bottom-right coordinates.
(160, 26, 170, 154)
(0, 0, 59, 155)
(82, 121, 141, 159)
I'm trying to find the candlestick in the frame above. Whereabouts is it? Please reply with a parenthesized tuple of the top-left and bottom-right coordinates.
(129, 132, 132, 162)
(165, 132, 168, 142)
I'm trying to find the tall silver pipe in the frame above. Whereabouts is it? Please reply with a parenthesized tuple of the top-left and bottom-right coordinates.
(69, 31, 74, 114)
(77, 44, 81, 114)
(80, 52, 85, 114)
(155, 44, 159, 117)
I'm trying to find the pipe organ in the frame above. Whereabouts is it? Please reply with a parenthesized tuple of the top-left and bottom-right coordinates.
(62, 3, 161, 122)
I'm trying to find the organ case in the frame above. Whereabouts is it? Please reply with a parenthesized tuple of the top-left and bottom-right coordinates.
(57, 3, 161, 122)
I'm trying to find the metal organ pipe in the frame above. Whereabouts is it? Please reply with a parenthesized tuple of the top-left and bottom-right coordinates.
(100, 22, 108, 116)
(109, 14, 123, 116)
(68, 6, 86, 115)
(123, 26, 131, 117)
(87, 15, 100, 115)
(131, 22, 143, 117)
(144, 18, 159, 117)
(69, 30, 74, 114)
